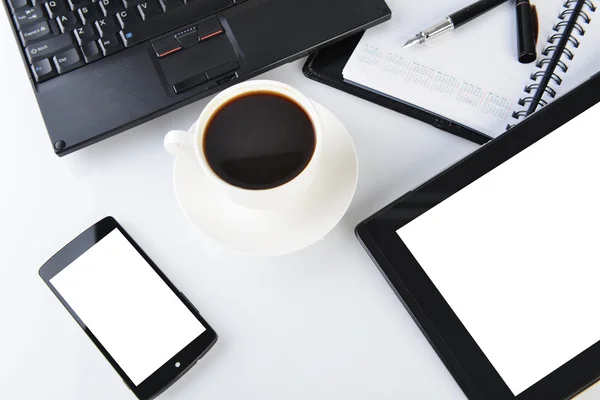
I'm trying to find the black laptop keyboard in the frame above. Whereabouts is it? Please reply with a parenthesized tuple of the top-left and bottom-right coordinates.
(6, 0, 245, 83)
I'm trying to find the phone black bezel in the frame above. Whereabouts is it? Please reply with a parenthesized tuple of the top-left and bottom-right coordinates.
(39, 216, 218, 400)
(356, 72, 600, 400)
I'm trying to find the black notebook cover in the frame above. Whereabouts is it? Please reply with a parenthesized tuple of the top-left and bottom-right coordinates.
(302, 33, 491, 145)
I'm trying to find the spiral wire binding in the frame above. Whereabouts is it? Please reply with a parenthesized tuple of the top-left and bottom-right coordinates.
(508, 0, 596, 128)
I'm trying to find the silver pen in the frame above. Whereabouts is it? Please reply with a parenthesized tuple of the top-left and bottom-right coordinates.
(403, 0, 509, 48)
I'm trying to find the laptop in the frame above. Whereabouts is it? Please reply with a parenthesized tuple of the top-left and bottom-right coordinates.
(3, 0, 391, 156)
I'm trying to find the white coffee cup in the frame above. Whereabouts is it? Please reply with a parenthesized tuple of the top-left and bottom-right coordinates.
(165, 80, 324, 210)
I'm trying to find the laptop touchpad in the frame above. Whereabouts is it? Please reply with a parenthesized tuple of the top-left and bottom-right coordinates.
(157, 28, 238, 92)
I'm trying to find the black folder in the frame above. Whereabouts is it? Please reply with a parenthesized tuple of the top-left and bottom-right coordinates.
(302, 33, 491, 145)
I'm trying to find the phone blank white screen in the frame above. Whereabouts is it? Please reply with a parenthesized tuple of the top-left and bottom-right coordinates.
(397, 102, 600, 395)
(50, 229, 206, 386)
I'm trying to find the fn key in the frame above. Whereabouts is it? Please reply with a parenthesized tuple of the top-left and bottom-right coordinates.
(31, 59, 57, 83)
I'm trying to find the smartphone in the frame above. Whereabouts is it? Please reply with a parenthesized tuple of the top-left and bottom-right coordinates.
(39, 217, 217, 400)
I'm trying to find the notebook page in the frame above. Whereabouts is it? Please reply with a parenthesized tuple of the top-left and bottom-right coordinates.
(343, 0, 565, 137)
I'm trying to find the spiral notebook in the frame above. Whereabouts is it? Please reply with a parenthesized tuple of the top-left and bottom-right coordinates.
(341, 0, 600, 139)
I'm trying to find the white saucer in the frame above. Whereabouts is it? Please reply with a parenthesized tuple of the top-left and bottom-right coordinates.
(171, 101, 358, 256)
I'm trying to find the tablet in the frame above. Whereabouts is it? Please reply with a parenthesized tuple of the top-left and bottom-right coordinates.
(357, 72, 600, 400)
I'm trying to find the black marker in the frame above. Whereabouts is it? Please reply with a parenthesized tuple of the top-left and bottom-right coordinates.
(516, 0, 539, 64)
(403, 0, 509, 48)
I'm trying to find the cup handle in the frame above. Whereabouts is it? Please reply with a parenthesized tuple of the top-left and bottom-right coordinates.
(165, 130, 193, 158)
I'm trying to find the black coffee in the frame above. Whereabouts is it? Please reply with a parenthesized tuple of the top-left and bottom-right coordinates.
(203, 91, 316, 190)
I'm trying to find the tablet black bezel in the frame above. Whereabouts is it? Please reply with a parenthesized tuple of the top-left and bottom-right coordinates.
(357, 72, 600, 400)
(39, 217, 218, 400)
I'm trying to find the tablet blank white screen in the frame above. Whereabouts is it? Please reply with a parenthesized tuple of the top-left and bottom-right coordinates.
(50, 229, 206, 386)
(397, 102, 600, 396)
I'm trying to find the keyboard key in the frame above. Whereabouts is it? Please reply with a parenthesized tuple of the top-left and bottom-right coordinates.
(67, 0, 88, 10)
(98, 0, 123, 17)
(8, 0, 28, 12)
(74, 24, 97, 44)
(30, 58, 57, 82)
(116, 9, 141, 29)
(98, 33, 123, 55)
(56, 11, 80, 32)
(81, 40, 102, 62)
(95, 16, 118, 36)
(77, 3, 100, 24)
(20, 21, 53, 46)
(45, 0, 67, 18)
(53, 47, 84, 73)
(31, 0, 49, 6)
(122, 0, 142, 8)
(13, 6, 46, 30)
(121, 0, 231, 47)
(136, 0, 162, 21)
(158, 0, 182, 11)
(25, 32, 75, 63)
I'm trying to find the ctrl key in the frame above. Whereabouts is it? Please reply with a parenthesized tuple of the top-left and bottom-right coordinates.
(53, 48, 84, 74)
(31, 59, 57, 83)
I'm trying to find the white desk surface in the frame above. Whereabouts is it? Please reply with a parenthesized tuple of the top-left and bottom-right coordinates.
(1, 15, 598, 400)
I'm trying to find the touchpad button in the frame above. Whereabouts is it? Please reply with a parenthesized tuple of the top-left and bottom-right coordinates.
(158, 31, 238, 89)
